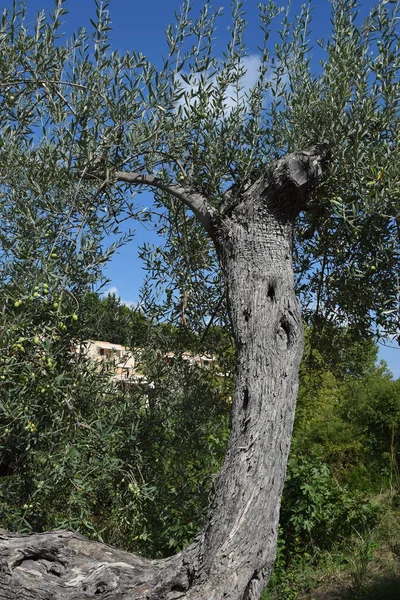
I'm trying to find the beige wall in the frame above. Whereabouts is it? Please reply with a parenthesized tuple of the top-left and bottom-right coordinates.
(72, 341, 217, 385)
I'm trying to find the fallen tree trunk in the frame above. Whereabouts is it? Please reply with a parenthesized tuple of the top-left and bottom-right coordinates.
(0, 528, 200, 599)
(0, 148, 327, 600)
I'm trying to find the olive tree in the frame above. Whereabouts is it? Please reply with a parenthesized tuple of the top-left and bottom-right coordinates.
(0, 0, 399, 598)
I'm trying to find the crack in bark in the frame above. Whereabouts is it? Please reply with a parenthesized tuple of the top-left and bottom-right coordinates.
(243, 307, 251, 322)
(277, 316, 291, 348)
(267, 284, 275, 302)
(242, 386, 249, 411)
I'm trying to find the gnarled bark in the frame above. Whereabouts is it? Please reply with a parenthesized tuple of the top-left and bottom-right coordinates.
(0, 147, 328, 600)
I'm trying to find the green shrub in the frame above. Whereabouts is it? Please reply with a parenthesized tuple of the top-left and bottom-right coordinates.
(280, 456, 378, 553)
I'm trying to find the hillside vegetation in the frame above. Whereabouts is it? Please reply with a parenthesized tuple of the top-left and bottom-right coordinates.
(1, 292, 399, 598)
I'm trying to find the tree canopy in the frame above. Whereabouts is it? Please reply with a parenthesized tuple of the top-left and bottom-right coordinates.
(0, 0, 398, 340)
(0, 1, 399, 599)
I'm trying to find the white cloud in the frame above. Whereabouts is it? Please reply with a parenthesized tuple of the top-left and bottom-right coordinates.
(222, 55, 263, 113)
(123, 299, 139, 309)
(175, 54, 264, 116)
(175, 54, 290, 119)
(104, 286, 119, 297)
(103, 286, 139, 309)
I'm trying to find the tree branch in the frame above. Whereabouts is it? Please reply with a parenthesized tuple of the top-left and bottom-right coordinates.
(0, 528, 197, 599)
(114, 171, 215, 234)
(270, 142, 331, 202)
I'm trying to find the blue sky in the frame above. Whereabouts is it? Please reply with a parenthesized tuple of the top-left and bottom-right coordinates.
(13, 0, 399, 377)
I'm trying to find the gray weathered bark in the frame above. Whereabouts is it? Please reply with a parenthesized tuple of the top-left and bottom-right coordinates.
(0, 147, 327, 600)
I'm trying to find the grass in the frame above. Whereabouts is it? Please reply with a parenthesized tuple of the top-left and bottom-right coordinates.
(263, 505, 400, 600)
(305, 573, 400, 600)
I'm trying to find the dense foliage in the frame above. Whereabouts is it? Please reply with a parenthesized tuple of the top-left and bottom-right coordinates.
(0, 0, 399, 596)
(79, 291, 149, 346)
(1, 280, 398, 563)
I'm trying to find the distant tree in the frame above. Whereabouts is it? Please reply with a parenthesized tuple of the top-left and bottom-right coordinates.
(0, 1, 399, 599)
(294, 330, 377, 470)
(79, 291, 149, 346)
(341, 363, 400, 486)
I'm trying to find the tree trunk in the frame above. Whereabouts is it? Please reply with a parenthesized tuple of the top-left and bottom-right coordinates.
(184, 171, 305, 600)
(0, 148, 326, 600)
